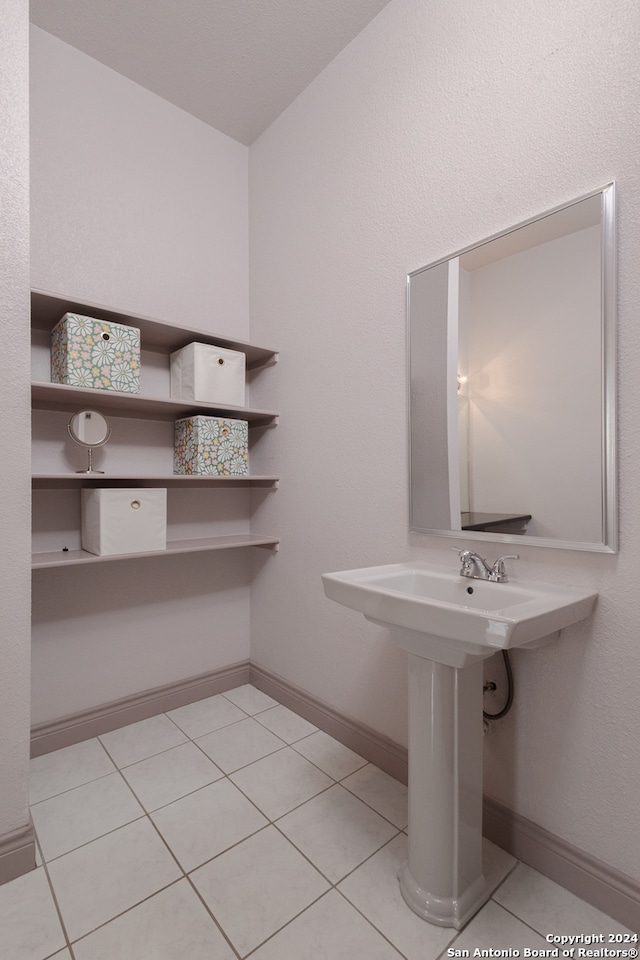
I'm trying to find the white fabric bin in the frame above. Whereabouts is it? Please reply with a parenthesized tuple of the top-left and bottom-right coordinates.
(170, 342, 246, 406)
(81, 488, 167, 556)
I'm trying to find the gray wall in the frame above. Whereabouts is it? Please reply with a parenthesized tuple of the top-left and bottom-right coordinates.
(248, 0, 640, 882)
(0, 0, 31, 850)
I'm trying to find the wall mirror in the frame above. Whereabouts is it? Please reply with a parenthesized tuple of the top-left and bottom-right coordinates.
(408, 183, 617, 552)
(68, 409, 111, 473)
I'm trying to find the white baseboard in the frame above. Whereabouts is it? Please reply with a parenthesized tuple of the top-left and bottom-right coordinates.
(482, 796, 640, 932)
(30, 660, 251, 757)
(0, 819, 36, 885)
(249, 662, 409, 783)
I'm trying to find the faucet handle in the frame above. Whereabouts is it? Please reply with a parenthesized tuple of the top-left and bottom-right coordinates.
(491, 554, 519, 581)
(456, 548, 476, 566)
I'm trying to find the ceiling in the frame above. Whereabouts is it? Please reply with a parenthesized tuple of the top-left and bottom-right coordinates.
(29, 0, 391, 145)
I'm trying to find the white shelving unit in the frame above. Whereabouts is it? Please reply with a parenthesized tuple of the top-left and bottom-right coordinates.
(31, 289, 280, 567)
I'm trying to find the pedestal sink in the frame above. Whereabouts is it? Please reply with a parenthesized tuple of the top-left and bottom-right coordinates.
(322, 560, 597, 930)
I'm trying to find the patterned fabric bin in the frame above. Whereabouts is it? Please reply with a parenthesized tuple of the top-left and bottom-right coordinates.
(174, 416, 249, 476)
(51, 313, 141, 394)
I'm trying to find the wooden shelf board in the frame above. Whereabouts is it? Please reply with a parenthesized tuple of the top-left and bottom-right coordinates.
(32, 474, 279, 489)
(31, 381, 278, 426)
(31, 289, 278, 370)
(32, 534, 279, 568)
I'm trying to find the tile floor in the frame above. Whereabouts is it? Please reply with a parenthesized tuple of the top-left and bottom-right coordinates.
(2, 684, 634, 959)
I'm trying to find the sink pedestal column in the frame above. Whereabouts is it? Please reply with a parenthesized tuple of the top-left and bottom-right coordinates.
(398, 652, 489, 929)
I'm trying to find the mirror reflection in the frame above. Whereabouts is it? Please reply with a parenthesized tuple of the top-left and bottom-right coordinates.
(409, 184, 617, 552)
(68, 409, 111, 473)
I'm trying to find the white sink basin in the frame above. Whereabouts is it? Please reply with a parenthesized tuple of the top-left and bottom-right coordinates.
(322, 560, 597, 667)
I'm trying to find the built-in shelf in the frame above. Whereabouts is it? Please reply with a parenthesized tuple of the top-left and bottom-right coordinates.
(31, 289, 280, 571)
(32, 534, 280, 569)
(31, 381, 279, 427)
(31, 289, 279, 371)
(32, 474, 279, 489)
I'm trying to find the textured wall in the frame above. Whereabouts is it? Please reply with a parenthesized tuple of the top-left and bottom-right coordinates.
(249, 0, 640, 880)
(30, 27, 253, 722)
(0, 0, 31, 838)
(30, 26, 249, 339)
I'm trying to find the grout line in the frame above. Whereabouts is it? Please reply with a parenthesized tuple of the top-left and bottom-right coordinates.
(489, 856, 522, 899)
(182, 871, 243, 960)
(333, 885, 415, 960)
(64, 877, 186, 951)
(331, 829, 404, 888)
(239, 889, 334, 959)
(96, 733, 189, 771)
(228, 760, 337, 828)
(116, 764, 225, 817)
(485, 895, 553, 943)
(36, 810, 148, 866)
(193, 739, 290, 776)
(39, 850, 78, 960)
(30, 768, 117, 806)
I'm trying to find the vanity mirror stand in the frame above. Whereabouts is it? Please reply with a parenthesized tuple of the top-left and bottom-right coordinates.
(67, 409, 111, 473)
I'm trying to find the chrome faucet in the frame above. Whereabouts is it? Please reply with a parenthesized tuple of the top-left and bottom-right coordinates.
(458, 550, 519, 583)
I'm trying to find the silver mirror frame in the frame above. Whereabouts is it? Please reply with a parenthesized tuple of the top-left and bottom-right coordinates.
(67, 409, 112, 474)
(408, 182, 617, 553)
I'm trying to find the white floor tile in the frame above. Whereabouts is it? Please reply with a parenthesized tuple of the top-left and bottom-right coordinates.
(166, 695, 247, 739)
(30, 739, 116, 804)
(482, 837, 518, 894)
(50, 951, 72, 959)
(342, 764, 408, 828)
(452, 898, 549, 949)
(222, 684, 279, 715)
(493, 862, 635, 935)
(293, 730, 367, 780)
(98, 715, 188, 768)
(192, 826, 330, 956)
(150, 778, 268, 872)
(250, 890, 404, 960)
(72, 879, 235, 960)
(254, 704, 318, 743)
(31, 772, 143, 862)
(196, 717, 286, 773)
(338, 833, 457, 960)
(0, 866, 66, 960)
(229, 747, 333, 820)
(277, 784, 398, 883)
(120, 741, 224, 811)
(46, 818, 181, 942)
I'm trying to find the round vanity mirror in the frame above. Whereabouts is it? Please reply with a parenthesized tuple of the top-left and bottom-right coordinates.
(67, 410, 111, 473)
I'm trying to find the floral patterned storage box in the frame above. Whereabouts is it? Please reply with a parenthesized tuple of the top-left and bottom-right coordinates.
(51, 313, 141, 394)
(174, 416, 248, 476)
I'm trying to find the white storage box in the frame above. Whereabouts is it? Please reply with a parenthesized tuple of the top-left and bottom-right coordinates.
(170, 342, 246, 407)
(51, 313, 141, 394)
(81, 488, 167, 556)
